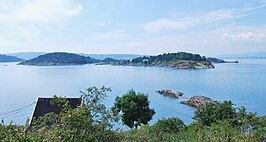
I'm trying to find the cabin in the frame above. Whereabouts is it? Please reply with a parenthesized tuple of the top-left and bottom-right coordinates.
(30, 97, 82, 125)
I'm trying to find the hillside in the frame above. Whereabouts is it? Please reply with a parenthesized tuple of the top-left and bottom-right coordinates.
(18, 52, 99, 66)
(106, 52, 214, 69)
(0, 54, 24, 62)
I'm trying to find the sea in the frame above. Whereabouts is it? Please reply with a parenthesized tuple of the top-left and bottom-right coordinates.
(0, 59, 265, 126)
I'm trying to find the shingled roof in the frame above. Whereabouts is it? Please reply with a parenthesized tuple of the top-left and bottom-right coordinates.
(30, 97, 82, 125)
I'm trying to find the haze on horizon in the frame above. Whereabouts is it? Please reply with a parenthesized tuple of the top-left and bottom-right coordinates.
(0, 0, 266, 56)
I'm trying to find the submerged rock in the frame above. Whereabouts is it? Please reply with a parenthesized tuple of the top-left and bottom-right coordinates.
(181, 96, 215, 108)
(156, 90, 183, 98)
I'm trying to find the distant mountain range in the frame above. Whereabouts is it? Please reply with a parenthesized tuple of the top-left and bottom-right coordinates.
(6, 52, 143, 60)
(80, 54, 143, 60)
(0, 54, 24, 62)
(6, 52, 47, 60)
(219, 52, 266, 59)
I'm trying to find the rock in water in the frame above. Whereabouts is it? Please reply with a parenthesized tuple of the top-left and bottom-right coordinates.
(156, 90, 183, 98)
(181, 96, 215, 108)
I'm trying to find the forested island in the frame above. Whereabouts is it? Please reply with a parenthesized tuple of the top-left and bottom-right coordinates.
(0, 54, 24, 62)
(102, 52, 214, 69)
(18, 52, 99, 66)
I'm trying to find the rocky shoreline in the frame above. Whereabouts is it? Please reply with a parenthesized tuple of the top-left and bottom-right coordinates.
(100, 60, 215, 70)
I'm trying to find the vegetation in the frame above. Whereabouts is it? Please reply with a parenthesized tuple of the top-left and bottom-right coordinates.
(106, 52, 214, 69)
(0, 87, 265, 141)
(207, 57, 226, 63)
(112, 89, 155, 129)
(131, 52, 208, 63)
(0, 54, 24, 62)
(193, 101, 236, 126)
(18, 52, 99, 66)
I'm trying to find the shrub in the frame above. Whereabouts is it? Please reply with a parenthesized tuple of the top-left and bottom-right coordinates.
(153, 117, 185, 133)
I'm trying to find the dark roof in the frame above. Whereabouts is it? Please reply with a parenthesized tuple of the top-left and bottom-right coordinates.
(31, 97, 82, 122)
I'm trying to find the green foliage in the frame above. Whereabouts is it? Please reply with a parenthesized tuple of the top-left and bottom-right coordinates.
(193, 101, 236, 126)
(112, 89, 155, 129)
(119, 124, 181, 142)
(131, 52, 208, 64)
(153, 117, 185, 133)
(29, 86, 119, 142)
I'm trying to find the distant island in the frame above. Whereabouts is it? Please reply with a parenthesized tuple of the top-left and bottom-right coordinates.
(101, 52, 214, 69)
(17, 52, 232, 69)
(7, 52, 143, 60)
(207, 57, 238, 63)
(0, 54, 24, 62)
(18, 52, 99, 66)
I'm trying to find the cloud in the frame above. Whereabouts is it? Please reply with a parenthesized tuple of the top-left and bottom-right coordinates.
(222, 32, 266, 42)
(261, 0, 266, 4)
(141, 1, 266, 33)
(142, 9, 240, 32)
(0, 0, 83, 23)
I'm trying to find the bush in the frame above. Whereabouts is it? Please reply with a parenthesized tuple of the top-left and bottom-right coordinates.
(153, 117, 185, 133)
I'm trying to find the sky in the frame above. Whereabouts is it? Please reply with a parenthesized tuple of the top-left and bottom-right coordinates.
(0, 0, 266, 56)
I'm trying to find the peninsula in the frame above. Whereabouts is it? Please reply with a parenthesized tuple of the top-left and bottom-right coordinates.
(0, 54, 24, 62)
(207, 57, 238, 63)
(102, 52, 214, 69)
(18, 52, 99, 66)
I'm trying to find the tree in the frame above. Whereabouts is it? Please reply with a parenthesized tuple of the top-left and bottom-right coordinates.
(112, 89, 155, 129)
(193, 101, 236, 126)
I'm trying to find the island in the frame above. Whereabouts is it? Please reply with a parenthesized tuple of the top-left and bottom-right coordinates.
(101, 52, 214, 69)
(207, 57, 238, 63)
(18, 52, 99, 66)
(0, 54, 24, 62)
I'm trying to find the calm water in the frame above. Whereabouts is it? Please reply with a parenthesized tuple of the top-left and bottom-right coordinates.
(0, 59, 265, 125)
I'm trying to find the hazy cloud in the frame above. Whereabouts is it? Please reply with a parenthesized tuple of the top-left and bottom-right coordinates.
(140, 3, 266, 33)
(142, 9, 241, 32)
(0, 0, 83, 23)
(222, 32, 266, 42)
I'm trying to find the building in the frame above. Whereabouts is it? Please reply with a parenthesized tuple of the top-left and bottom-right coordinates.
(30, 97, 82, 125)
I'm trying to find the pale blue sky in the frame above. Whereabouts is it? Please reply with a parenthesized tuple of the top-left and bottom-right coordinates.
(0, 0, 266, 56)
